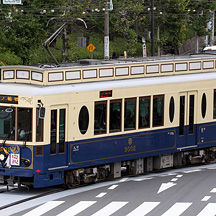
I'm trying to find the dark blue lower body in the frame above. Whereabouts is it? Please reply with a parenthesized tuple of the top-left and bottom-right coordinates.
(1, 122, 216, 188)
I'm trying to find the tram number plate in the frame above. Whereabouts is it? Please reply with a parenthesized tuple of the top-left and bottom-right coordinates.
(124, 145, 136, 153)
(10, 153, 20, 166)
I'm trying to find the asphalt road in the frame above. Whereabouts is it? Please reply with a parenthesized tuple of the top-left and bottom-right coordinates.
(3, 163, 216, 216)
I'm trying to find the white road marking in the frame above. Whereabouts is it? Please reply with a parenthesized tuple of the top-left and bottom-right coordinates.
(91, 201, 128, 216)
(161, 202, 192, 216)
(168, 173, 177, 176)
(176, 175, 183, 178)
(197, 203, 216, 216)
(183, 169, 201, 173)
(171, 178, 178, 182)
(207, 167, 216, 170)
(57, 201, 96, 216)
(126, 202, 160, 216)
(96, 192, 107, 198)
(201, 196, 211, 201)
(119, 178, 129, 182)
(22, 201, 65, 216)
(157, 182, 176, 194)
(133, 177, 153, 182)
(210, 188, 216, 193)
(108, 185, 118, 190)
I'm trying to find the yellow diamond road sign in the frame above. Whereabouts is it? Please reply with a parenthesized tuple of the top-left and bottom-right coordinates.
(87, 43, 96, 53)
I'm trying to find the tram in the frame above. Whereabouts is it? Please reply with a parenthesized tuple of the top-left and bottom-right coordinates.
(0, 55, 216, 188)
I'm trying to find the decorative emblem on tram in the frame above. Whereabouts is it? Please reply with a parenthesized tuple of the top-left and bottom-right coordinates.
(128, 138, 132, 145)
(10, 145, 20, 154)
(20, 97, 33, 104)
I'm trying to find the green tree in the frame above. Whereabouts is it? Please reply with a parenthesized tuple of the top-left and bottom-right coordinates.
(0, 0, 66, 64)
(157, 0, 189, 54)
(187, 0, 216, 37)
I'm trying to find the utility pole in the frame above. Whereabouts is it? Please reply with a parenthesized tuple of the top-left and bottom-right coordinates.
(209, 10, 215, 46)
(151, 0, 155, 56)
(104, 0, 109, 60)
(62, 27, 67, 63)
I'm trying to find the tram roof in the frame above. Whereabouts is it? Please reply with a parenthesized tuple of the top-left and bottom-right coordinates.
(1, 54, 216, 87)
(1, 54, 216, 70)
(0, 70, 216, 96)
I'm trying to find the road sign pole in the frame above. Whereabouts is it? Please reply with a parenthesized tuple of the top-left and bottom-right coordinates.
(104, 0, 109, 60)
(86, 43, 96, 59)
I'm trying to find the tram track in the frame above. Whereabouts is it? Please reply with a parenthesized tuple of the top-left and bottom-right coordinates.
(1, 161, 216, 212)
(0, 187, 65, 211)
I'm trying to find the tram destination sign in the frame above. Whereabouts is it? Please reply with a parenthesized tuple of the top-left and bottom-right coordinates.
(0, 95, 18, 104)
(100, 90, 112, 98)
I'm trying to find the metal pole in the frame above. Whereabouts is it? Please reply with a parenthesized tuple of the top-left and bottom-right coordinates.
(62, 27, 67, 63)
(210, 10, 215, 46)
(151, 0, 155, 56)
(104, 0, 109, 60)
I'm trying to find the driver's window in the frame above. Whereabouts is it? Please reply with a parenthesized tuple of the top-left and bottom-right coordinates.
(17, 108, 32, 141)
(0, 107, 15, 140)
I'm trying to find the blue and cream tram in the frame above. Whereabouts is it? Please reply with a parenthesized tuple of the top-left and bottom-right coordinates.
(1, 55, 216, 188)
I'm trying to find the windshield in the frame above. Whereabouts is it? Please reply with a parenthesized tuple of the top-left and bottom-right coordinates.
(0, 106, 32, 141)
(0, 106, 15, 140)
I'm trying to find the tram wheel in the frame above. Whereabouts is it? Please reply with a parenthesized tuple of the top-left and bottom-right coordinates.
(65, 171, 75, 189)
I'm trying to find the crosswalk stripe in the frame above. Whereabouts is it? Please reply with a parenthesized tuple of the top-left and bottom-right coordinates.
(126, 202, 160, 216)
(197, 203, 216, 216)
(57, 201, 96, 216)
(96, 192, 107, 198)
(161, 202, 192, 216)
(108, 185, 118, 190)
(201, 196, 211, 201)
(91, 201, 128, 216)
(22, 201, 65, 216)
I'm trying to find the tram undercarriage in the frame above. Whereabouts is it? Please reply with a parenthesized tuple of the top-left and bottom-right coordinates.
(63, 147, 216, 189)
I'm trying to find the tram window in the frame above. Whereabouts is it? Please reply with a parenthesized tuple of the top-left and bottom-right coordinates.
(50, 110, 57, 154)
(17, 108, 32, 141)
(79, 106, 89, 135)
(110, 100, 122, 132)
(124, 98, 136, 130)
(169, 97, 175, 123)
(189, 95, 195, 134)
(94, 101, 107, 135)
(36, 108, 44, 142)
(153, 95, 164, 127)
(109, 100, 122, 132)
(35, 146, 43, 156)
(139, 97, 150, 129)
(59, 109, 65, 153)
(214, 90, 216, 119)
(201, 93, 207, 119)
(0, 106, 15, 140)
(179, 96, 185, 135)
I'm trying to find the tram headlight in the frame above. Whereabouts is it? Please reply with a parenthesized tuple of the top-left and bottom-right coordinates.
(0, 153, 5, 161)
(23, 159, 30, 166)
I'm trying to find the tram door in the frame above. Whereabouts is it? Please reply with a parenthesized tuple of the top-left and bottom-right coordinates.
(49, 106, 68, 168)
(179, 92, 197, 148)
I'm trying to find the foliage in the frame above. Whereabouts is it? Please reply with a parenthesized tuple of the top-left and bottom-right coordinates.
(0, 47, 22, 65)
(187, 0, 216, 36)
(0, 0, 215, 64)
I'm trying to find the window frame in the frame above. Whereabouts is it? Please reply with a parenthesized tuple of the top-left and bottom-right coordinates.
(124, 97, 136, 131)
(109, 99, 122, 133)
(153, 95, 164, 127)
(139, 96, 150, 129)
(59, 108, 66, 154)
(36, 108, 44, 142)
(94, 101, 107, 135)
